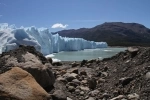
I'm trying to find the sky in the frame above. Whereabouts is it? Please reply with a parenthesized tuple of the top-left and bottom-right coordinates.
(0, 0, 150, 32)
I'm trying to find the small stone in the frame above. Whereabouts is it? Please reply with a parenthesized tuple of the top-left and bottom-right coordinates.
(85, 96, 89, 99)
(127, 47, 139, 53)
(80, 86, 90, 91)
(110, 95, 125, 100)
(102, 93, 111, 99)
(52, 90, 67, 100)
(88, 78, 97, 89)
(72, 79, 80, 85)
(67, 97, 73, 100)
(68, 86, 75, 92)
(146, 72, 150, 79)
(57, 77, 67, 83)
(68, 82, 78, 87)
(80, 91, 84, 96)
(81, 80, 88, 84)
(104, 66, 109, 71)
(80, 70, 87, 75)
(60, 70, 67, 75)
(71, 62, 79, 67)
(86, 97, 95, 100)
(96, 71, 108, 77)
(119, 77, 133, 86)
(90, 89, 99, 96)
(145, 66, 150, 70)
(86, 63, 91, 67)
(97, 78, 105, 83)
(81, 60, 87, 67)
(68, 67, 78, 74)
(101, 72, 108, 77)
(127, 93, 139, 100)
(75, 89, 80, 92)
(127, 47, 139, 57)
(64, 73, 78, 82)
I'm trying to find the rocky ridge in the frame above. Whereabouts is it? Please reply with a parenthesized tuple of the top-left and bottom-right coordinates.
(50, 46, 150, 100)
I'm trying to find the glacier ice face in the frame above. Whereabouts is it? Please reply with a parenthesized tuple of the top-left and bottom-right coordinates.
(0, 23, 108, 55)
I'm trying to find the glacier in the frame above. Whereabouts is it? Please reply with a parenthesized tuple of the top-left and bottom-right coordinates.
(0, 23, 108, 55)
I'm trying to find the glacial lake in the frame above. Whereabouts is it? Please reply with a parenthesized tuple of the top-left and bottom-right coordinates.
(51, 47, 127, 61)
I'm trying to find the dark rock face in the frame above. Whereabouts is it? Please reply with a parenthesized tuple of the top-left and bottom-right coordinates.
(54, 22, 150, 46)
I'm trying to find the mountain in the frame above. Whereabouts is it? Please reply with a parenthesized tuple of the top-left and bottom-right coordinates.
(54, 22, 150, 46)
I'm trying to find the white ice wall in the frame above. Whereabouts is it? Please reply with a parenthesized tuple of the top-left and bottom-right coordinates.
(0, 23, 108, 55)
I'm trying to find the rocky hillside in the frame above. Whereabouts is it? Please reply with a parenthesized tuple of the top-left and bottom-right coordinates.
(54, 22, 150, 46)
(49, 47, 150, 100)
(0, 46, 150, 100)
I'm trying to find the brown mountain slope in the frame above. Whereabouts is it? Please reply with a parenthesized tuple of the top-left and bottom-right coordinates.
(54, 22, 150, 46)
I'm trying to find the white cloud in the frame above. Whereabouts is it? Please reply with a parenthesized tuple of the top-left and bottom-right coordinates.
(0, 15, 3, 17)
(51, 23, 68, 29)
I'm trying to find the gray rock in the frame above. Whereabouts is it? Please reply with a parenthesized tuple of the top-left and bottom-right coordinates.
(68, 86, 75, 92)
(72, 79, 80, 85)
(88, 78, 97, 89)
(68, 82, 78, 87)
(80, 91, 84, 96)
(80, 86, 90, 91)
(52, 90, 67, 100)
(71, 62, 79, 67)
(67, 97, 73, 100)
(80, 60, 87, 67)
(54, 80, 67, 91)
(67, 67, 78, 74)
(119, 77, 133, 86)
(110, 95, 125, 100)
(127, 47, 139, 53)
(90, 89, 99, 97)
(127, 47, 139, 57)
(63, 73, 78, 82)
(80, 70, 87, 75)
(102, 93, 111, 99)
(86, 97, 95, 100)
(57, 77, 67, 83)
(75, 89, 80, 95)
(146, 72, 150, 79)
(97, 78, 105, 83)
(127, 93, 139, 100)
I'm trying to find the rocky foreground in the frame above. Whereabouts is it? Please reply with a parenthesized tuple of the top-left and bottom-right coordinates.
(0, 46, 150, 100)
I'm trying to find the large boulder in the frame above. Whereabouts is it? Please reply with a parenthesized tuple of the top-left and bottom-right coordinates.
(0, 45, 55, 91)
(0, 67, 50, 100)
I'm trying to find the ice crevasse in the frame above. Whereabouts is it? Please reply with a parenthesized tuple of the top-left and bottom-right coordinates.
(0, 23, 108, 55)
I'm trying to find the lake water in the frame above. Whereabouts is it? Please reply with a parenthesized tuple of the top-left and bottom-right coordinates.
(51, 47, 127, 61)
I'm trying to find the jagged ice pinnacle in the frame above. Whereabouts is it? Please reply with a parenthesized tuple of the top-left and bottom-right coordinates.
(0, 23, 108, 55)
